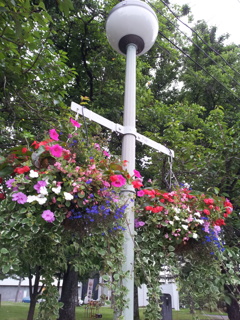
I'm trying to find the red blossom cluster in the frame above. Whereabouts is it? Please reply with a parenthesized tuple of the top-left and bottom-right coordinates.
(136, 187, 233, 228)
(14, 166, 30, 174)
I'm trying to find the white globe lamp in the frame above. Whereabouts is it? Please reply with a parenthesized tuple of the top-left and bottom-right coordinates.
(106, 0, 159, 56)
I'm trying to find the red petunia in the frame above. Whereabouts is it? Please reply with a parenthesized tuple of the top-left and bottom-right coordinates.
(14, 166, 30, 174)
(214, 218, 225, 226)
(204, 198, 214, 205)
(32, 141, 40, 149)
(151, 206, 164, 213)
(145, 206, 153, 211)
(132, 180, 143, 189)
(203, 209, 210, 215)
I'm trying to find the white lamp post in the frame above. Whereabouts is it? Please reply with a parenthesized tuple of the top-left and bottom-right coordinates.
(106, 1, 159, 319)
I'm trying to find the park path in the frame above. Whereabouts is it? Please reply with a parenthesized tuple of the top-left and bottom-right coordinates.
(203, 315, 228, 320)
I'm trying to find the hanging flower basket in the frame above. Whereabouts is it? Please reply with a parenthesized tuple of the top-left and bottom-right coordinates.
(135, 187, 233, 253)
(0, 118, 135, 235)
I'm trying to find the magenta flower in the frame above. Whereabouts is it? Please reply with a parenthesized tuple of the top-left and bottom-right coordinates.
(12, 192, 28, 204)
(103, 150, 110, 158)
(41, 210, 55, 223)
(110, 175, 126, 188)
(70, 118, 81, 128)
(133, 169, 142, 178)
(49, 144, 63, 157)
(34, 180, 47, 193)
(137, 190, 145, 197)
(49, 129, 59, 141)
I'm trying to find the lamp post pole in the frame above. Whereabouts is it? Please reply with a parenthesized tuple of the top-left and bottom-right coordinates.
(105, 2, 159, 318)
(121, 43, 137, 319)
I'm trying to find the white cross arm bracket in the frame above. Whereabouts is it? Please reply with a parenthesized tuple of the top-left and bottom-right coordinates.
(71, 102, 174, 157)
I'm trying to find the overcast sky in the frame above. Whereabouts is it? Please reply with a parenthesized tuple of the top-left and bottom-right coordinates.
(172, 0, 240, 44)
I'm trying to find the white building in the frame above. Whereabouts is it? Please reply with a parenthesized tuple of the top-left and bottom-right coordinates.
(0, 276, 179, 310)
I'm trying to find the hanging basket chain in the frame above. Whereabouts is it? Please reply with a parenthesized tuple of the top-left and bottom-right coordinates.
(164, 150, 179, 191)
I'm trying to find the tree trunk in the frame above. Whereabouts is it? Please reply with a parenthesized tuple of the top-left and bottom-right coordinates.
(15, 278, 22, 302)
(134, 284, 140, 320)
(226, 296, 240, 320)
(27, 266, 42, 320)
(58, 264, 78, 320)
(27, 298, 38, 320)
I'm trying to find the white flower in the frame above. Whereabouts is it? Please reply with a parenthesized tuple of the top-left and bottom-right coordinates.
(168, 221, 174, 225)
(195, 219, 204, 225)
(27, 195, 38, 203)
(174, 215, 180, 220)
(52, 186, 61, 194)
(181, 224, 189, 230)
(194, 212, 201, 217)
(192, 233, 198, 239)
(39, 186, 48, 195)
(64, 192, 74, 201)
(36, 196, 47, 205)
(173, 207, 181, 214)
(29, 170, 39, 178)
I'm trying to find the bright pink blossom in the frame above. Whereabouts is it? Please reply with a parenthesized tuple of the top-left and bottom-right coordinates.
(137, 190, 145, 197)
(133, 169, 142, 178)
(49, 129, 59, 141)
(49, 144, 63, 157)
(110, 175, 126, 187)
(103, 150, 110, 158)
(70, 118, 81, 128)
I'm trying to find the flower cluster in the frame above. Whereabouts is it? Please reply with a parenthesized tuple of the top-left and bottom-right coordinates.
(135, 187, 233, 246)
(0, 118, 137, 232)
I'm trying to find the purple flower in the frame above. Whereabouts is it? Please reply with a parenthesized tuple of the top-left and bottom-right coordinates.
(6, 178, 16, 188)
(203, 221, 210, 233)
(12, 192, 28, 204)
(34, 180, 47, 193)
(41, 210, 55, 223)
(135, 219, 145, 228)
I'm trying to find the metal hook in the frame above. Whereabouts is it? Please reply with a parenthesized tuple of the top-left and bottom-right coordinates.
(165, 149, 179, 190)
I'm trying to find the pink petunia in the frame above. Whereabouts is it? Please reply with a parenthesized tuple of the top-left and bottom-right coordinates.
(103, 150, 110, 158)
(137, 190, 145, 197)
(133, 169, 142, 178)
(49, 144, 63, 157)
(49, 129, 59, 141)
(70, 118, 81, 128)
(41, 210, 55, 223)
(110, 175, 126, 188)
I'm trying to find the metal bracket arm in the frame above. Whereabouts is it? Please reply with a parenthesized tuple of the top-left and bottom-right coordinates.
(71, 102, 174, 157)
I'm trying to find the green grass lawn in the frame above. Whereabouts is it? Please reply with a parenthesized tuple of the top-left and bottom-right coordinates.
(0, 302, 228, 320)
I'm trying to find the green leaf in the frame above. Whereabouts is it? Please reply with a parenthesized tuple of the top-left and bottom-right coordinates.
(31, 224, 40, 233)
(1, 248, 9, 254)
(0, 166, 13, 177)
(102, 275, 109, 281)
(110, 246, 116, 253)
(168, 245, 175, 252)
(113, 273, 119, 281)
(2, 265, 10, 274)
(0, 155, 6, 164)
